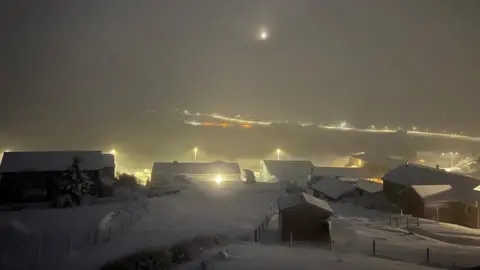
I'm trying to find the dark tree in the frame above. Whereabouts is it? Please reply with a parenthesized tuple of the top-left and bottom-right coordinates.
(53, 157, 93, 207)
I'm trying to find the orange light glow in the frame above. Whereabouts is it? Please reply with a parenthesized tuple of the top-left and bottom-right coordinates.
(367, 178, 383, 184)
(220, 122, 232, 127)
(241, 124, 252, 128)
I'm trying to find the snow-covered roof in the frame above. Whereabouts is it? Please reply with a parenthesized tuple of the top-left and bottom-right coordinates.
(383, 164, 480, 189)
(311, 166, 379, 179)
(350, 153, 407, 169)
(409, 185, 452, 199)
(262, 160, 313, 180)
(356, 179, 383, 193)
(310, 177, 357, 200)
(102, 154, 115, 168)
(0, 151, 105, 173)
(405, 185, 480, 206)
(151, 161, 241, 176)
(277, 192, 333, 215)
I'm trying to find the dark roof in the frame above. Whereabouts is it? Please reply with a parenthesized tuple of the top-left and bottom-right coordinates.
(311, 177, 356, 200)
(350, 153, 407, 169)
(355, 179, 383, 193)
(311, 167, 380, 179)
(102, 154, 115, 168)
(262, 160, 313, 180)
(383, 164, 480, 190)
(0, 151, 104, 173)
(277, 192, 334, 216)
(151, 161, 241, 176)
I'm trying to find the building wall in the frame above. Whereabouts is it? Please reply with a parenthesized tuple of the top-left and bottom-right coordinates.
(280, 205, 330, 242)
(397, 188, 425, 218)
(383, 180, 407, 203)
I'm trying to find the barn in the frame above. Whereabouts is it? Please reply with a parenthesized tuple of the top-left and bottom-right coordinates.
(260, 160, 313, 186)
(382, 164, 480, 203)
(0, 151, 109, 204)
(277, 192, 334, 243)
(150, 161, 241, 186)
(398, 185, 480, 228)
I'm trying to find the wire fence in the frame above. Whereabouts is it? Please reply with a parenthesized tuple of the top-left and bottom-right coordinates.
(0, 198, 149, 270)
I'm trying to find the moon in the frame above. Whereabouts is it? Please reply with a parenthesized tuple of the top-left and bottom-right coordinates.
(257, 27, 269, 41)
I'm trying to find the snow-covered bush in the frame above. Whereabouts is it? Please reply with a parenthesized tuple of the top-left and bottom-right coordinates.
(52, 157, 93, 208)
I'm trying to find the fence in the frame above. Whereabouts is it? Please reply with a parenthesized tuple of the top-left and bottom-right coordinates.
(251, 204, 277, 243)
(0, 198, 149, 270)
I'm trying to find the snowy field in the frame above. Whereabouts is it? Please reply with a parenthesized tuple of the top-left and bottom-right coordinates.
(0, 198, 145, 269)
(330, 203, 480, 268)
(179, 243, 442, 270)
(408, 218, 480, 246)
(56, 181, 283, 270)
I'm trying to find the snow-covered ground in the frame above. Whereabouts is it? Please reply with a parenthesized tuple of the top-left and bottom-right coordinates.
(329, 203, 480, 268)
(56, 182, 283, 270)
(408, 218, 480, 246)
(9, 181, 480, 269)
(0, 197, 145, 269)
(180, 243, 443, 270)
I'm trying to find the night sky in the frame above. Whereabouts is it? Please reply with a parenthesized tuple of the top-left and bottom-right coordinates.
(1, 1, 480, 147)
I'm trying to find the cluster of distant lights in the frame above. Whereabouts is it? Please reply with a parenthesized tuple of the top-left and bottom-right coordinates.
(179, 110, 480, 142)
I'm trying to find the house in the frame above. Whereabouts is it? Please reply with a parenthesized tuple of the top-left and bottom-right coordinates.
(0, 151, 108, 204)
(382, 164, 480, 203)
(150, 161, 241, 186)
(348, 153, 407, 177)
(277, 192, 334, 242)
(310, 177, 357, 201)
(260, 160, 313, 186)
(398, 185, 480, 228)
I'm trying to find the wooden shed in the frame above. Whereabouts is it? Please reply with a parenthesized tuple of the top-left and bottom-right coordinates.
(277, 192, 334, 243)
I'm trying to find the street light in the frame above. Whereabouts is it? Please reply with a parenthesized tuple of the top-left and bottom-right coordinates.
(110, 149, 116, 155)
(276, 148, 282, 161)
(194, 147, 198, 162)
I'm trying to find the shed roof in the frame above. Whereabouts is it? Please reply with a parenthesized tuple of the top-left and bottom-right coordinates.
(310, 177, 357, 200)
(0, 151, 104, 173)
(350, 153, 407, 169)
(102, 154, 115, 168)
(410, 185, 452, 198)
(152, 161, 241, 176)
(311, 166, 380, 179)
(277, 192, 334, 216)
(262, 160, 313, 180)
(383, 164, 480, 190)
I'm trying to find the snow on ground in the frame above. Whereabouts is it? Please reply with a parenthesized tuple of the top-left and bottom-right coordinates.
(180, 243, 443, 270)
(408, 218, 480, 246)
(0, 197, 144, 269)
(55, 182, 283, 270)
(329, 203, 480, 268)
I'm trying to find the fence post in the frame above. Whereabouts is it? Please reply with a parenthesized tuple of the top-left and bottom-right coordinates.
(372, 240, 376, 256)
(289, 233, 293, 248)
(417, 217, 420, 226)
(329, 235, 332, 250)
(389, 216, 392, 226)
(426, 248, 430, 265)
(396, 218, 399, 227)
(406, 217, 409, 228)
(254, 229, 258, 243)
(266, 215, 269, 229)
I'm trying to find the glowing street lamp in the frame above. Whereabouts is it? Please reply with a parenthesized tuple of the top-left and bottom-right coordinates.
(276, 148, 282, 161)
(194, 147, 198, 162)
(110, 149, 116, 155)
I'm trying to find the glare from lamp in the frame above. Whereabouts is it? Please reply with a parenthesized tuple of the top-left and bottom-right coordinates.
(110, 149, 116, 155)
(215, 175, 223, 184)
